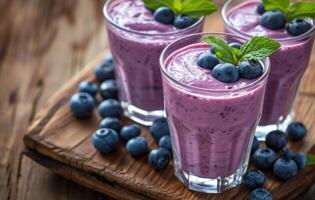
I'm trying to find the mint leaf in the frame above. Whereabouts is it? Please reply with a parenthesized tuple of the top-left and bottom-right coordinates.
(143, 0, 217, 17)
(203, 36, 239, 65)
(262, 0, 290, 13)
(240, 36, 280, 61)
(307, 154, 315, 165)
(290, 2, 315, 20)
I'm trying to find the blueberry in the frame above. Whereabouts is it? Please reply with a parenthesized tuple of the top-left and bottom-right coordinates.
(249, 188, 273, 200)
(70, 93, 94, 118)
(273, 157, 297, 180)
(94, 57, 115, 82)
(92, 128, 119, 153)
(253, 148, 277, 170)
(287, 122, 307, 140)
(197, 52, 220, 70)
(293, 152, 307, 170)
(251, 136, 259, 154)
(265, 130, 287, 151)
(260, 10, 286, 30)
(120, 124, 141, 142)
(99, 117, 122, 132)
(173, 15, 195, 29)
(229, 42, 242, 49)
(98, 99, 123, 118)
(148, 148, 171, 170)
(242, 170, 265, 191)
(287, 19, 312, 36)
(126, 136, 149, 156)
(159, 135, 172, 152)
(239, 60, 264, 79)
(100, 79, 118, 100)
(281, 148, 294, 160)
(256, 3, 265, 15)
(153, 7, 174, 24)
(78, 81, 98, 97)
(212, 63, 239, 83)
(150, 118, 170, 143)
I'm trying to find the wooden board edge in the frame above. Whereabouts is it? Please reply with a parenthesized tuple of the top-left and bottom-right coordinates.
(23, 148, 154, 200)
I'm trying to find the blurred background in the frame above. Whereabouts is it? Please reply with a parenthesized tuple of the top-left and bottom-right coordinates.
(0, 0, 314, 200)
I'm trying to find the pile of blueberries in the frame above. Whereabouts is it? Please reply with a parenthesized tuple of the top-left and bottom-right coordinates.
(69, 55, 172, 170)
(244, 122, 308, 200)
(152, 7, 197, 29)
(257, 3, 312, 36)
(196, 42, 263, 83)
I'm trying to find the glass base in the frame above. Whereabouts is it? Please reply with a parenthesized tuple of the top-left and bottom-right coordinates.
(121, 101, 164, 126)
(173, 160, 246, 194)
(255, 112, 293, 141)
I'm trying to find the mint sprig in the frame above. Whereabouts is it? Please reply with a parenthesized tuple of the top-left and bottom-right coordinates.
(143, 0, 217, 18)
(307, 153, 315, 166)
(262, 0, 315, 21)
(203, 36, 280, 65)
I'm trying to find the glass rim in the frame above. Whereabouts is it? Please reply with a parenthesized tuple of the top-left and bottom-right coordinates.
(221, 0, 315, 43)
(103, 0, 205, 37)
(159, 32, 271, 94)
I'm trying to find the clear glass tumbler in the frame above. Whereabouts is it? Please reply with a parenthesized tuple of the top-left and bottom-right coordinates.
(160, 33, 271, 193)
(103, 0, 204, 125)
(222, 0, 315, 140)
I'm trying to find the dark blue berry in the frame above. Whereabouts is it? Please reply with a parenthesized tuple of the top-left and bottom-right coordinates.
(287, 122, 307, 140)
(251, 136, 259, 154)
(153, 7, 174, 24)
(70, 93, 94, 118)
(159, 135, 172, 152)
(92, 128, 119, 153)
(242, 170, 265, 191)
(273, 158, 297, 180)
(197, 52, 220, 70)
(100, 79, 118, 100)
(148, 148, 171, 170)
(126, 136, 148, 156)
(253, 148, 277, 170)
(173, 15, 195, 29)
(239, 60, 264, 79)
(229, 42, 242, 49)
(287, 19, 312, 36)
(249, 188, 273, 200)
(265, 130, 287, 151)
(281, 148, 294, 160)
(212, 63, 239, 83)
(120, 124, 141, 142)
(260, 10, 286, 30)
(98, 99, 123, 118)
(78, 81, 98, 97)
(293, 152, 307, 170)
(94, 57, 115, 82)
(99, 117, 122, 132)
(256, 3, 265, 15)
(150, 118, 170, 143)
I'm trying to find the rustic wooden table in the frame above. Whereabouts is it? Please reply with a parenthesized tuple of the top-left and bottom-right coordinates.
(1, 0, 315, 199)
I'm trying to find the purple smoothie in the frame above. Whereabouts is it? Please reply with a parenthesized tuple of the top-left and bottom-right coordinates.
(161, 42, 269, 179)
(224, 0, 315, 126)
(104, 0, 204, 117)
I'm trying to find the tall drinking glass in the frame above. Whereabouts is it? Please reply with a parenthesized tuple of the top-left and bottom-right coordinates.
(160, 33, 270, 193)
(222, 0, 315, 140)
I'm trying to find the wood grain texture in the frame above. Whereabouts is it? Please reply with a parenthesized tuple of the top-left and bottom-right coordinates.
(23, 52, 315, 200)
(1, 0, 315, 200)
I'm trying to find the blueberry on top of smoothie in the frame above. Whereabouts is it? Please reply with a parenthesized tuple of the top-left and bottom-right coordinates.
(173, 15, 195, 29)
(287, 19, 312, 36)
(197, 52, 220, 70)
(212, 63, 240, 83)
(260, 10, 287, 30)
(256, 3, 265, 15)
(153, 7, 175, 24)
(239, 60, 263, 79)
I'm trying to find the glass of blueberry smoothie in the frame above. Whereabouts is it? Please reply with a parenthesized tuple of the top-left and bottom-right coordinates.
(104, 0, 216, 125)
(222, 0, 315, 140)
(160, 32, 277, 193)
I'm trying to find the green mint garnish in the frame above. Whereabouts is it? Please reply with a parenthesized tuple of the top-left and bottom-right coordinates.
(263, 0, 315, 21)
(203, 36, 281, 65)
(143, 0, 217, 18)
(307, 153, 315, 166)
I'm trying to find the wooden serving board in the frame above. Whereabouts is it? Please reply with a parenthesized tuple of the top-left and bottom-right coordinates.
(23, 52, 315, 200)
